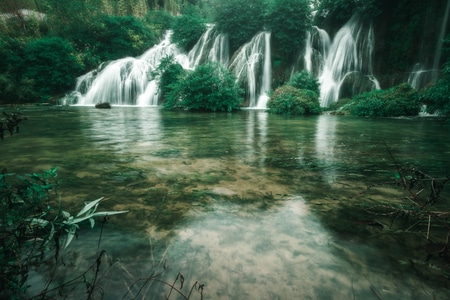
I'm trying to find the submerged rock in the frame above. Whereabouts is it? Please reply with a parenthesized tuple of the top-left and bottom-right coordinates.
(95, 102, 111, 109)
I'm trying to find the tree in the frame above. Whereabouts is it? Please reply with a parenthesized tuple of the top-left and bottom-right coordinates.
(171, 13, 206, 51)
(21, 37, 84, 102)
(213, 0, 266, 54)
(266, 0, 312, 62)
(164, 62, 243, 111)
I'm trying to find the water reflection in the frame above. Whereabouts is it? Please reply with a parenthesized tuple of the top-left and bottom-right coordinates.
(1, 107, 450, 299)
(315, 115, 337, 184)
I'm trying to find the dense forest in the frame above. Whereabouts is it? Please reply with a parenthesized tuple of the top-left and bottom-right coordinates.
(0, 0, 449, 115)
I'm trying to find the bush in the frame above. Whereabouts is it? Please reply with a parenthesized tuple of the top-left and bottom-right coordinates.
(420, 79, 450, 116)
(152, 55, 185, 101)
(288, 70, 320, 94)
(171, 14, 206, 51)
(164, 62, 242, 112)
(347, 83, 420, 117)
(268, 85, 321, 115)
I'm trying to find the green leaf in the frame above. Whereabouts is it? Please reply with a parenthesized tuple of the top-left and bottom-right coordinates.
(76, 197, 104, 217)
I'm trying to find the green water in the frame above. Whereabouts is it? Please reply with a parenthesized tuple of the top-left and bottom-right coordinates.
(1, 106, 450, 299)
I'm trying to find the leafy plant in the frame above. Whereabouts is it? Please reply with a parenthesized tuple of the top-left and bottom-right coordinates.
(164, 62, 243, 112)
(267, 85, 321, 115)
(0, 167, 128, 297)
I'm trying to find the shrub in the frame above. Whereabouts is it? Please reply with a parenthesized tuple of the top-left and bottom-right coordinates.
(420, 78, 450, 116)
(268, 85, 321, 115)
(152, 55, 185, 101)
(288, 70, 320, 94)
(171, 14, 206, 51)
(348, 83, 420, 117)
(164, 62, 242, 112)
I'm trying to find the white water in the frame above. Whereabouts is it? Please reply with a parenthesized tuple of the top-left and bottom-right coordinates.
(188, 25, 229, 68)
(229, 32, 272, 108)
(66, 27, 231, 106)
(305, 15, 379, 107)
(66, 16, 383, 108)
(65, 31, 189, 106)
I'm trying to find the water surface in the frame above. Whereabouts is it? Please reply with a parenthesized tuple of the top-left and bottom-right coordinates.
(1, 106, 449, 299)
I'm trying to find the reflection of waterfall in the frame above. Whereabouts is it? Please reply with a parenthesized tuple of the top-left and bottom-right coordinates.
(302, 15, 379, 107)
(245, 111, 268, 166)
(229, 32, 272, 108)
(315, 115, 337, 184)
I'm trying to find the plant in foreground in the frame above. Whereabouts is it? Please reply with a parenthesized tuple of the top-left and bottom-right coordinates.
(0, 167, 128, 297)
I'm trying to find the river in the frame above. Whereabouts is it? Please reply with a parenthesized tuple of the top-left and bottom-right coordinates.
(1, 106, 450, 299)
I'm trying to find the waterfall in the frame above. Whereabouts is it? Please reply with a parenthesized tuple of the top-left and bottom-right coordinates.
(229, 32, 272, 108)
(302, 15, 379, 107)
(64, 27, 231, 106)
(65, 31, 189, 106)
(188, 25, 229, 68)
(409, 0, 450, 89)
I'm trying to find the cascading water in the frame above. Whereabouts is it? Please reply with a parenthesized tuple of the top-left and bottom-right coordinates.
(229, 32, 272, 108)
(302, 15, 379, 107)
(188, 25, 229, 68)
(64, 31, 189, 106)
(65, 27, 230, 106)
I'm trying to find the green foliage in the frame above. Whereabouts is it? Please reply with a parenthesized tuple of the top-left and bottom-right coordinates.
(171, 13, 206, 51)
(21, 37, 84, 101)
(265, 0, 312, 61)
(288, 71, 320, 95)
(0, 167, 128, 296)
(143, 9, 174, 37)
(152, 55, 185, 100)
(213, 0, 266, 53)
(316, 0, 380, 24)
(66, 15, 157, 66)
(420, 78, 450, 116)
(347, 83, 420, 117)
(268, 85, 321, 115)
(164, 62, 243, 111)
